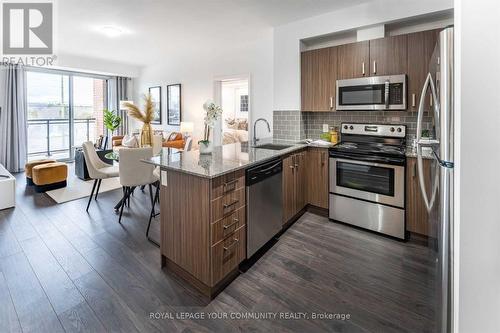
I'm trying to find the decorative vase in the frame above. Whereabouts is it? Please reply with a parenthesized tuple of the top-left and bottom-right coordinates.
(140, 123, 153, 147)
(199, 141, 213, 154)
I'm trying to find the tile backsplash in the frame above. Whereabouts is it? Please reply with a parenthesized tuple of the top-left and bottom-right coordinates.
(273, 110, 433, 143)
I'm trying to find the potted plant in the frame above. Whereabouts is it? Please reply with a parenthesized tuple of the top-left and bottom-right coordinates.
(122, 94, 155, 147)
(103, 109, 121, 149)
(199, 100, 222, 154)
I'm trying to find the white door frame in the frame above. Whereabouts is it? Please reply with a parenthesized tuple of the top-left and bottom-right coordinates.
(213, 74, 251, 146)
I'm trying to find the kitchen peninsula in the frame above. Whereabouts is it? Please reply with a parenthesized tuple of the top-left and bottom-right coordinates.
(145, 140, 330, 298)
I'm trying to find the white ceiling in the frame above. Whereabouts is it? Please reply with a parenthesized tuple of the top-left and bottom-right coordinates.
(56, 0, 372, 67)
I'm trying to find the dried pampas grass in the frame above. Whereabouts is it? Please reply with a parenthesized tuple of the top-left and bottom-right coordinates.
(124, 94, 154, 124)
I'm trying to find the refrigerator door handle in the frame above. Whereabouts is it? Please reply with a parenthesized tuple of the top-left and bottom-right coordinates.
(416, 72, 439, 212)
(433, 150, 454, 169)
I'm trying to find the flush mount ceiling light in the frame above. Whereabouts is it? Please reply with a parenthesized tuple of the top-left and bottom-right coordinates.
(100, 25, 123, 38)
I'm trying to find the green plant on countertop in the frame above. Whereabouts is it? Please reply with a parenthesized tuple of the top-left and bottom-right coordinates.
(103, 109, 122, 134)
(421, 129, 430, 138)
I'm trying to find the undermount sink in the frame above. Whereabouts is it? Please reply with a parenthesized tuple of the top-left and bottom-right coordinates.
(254, 143, 293, 151)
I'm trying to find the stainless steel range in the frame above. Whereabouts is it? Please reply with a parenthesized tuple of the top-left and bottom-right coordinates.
(329, 123, 406, 239)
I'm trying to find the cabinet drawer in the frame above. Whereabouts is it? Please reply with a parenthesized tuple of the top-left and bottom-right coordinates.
(211, 187, 245, 221)
(211, 207, 246, 245)
(211, 170, 245, 198)
(211, 225, 246, 285)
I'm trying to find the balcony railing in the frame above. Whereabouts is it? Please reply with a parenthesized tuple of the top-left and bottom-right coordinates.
(27, 118, 97, 159)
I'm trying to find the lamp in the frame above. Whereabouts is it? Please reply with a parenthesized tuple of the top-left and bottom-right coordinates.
(180, 122, 194, 136)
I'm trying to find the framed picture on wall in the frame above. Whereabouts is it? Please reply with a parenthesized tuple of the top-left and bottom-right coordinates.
(167, 84, 181, 126)
(149, 86, 162, 124)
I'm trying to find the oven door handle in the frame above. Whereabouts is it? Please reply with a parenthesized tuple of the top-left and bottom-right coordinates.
(331, 157, 402, 170)
(329, 153, 405, 166)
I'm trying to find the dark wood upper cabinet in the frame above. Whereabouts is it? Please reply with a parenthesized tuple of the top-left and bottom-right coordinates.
(301, 29, 442, 113)
(369, 34, 408, 76)
(407, 29, 440, 111)
(337, 41, 369, 79)
(301, 47, 337, 112)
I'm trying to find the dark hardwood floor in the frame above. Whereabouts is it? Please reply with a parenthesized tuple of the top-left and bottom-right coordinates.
(0, 167, 436, 333)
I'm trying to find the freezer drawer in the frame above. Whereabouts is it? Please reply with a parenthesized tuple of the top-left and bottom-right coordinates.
(329, 194, 405, 239)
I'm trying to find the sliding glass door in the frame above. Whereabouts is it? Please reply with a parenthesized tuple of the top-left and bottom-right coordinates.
(26, 70, 108, 161)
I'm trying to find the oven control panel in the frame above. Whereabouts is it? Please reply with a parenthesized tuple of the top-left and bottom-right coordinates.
(341, 123, 406, 138)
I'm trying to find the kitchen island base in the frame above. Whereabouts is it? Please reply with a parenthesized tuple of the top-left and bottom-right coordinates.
(160, 169, 247, 300)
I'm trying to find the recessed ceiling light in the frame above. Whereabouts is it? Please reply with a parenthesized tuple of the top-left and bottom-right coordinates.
(100, 25, 123, 38)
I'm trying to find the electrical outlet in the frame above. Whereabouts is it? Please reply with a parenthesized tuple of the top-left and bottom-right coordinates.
(322, 124, 329, 132)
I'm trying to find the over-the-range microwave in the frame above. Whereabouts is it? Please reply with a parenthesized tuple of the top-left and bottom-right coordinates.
(336, 74, 407, 111)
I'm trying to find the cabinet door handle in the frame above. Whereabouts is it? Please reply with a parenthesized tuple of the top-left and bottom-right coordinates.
(373, 60, 377, 74)
(412, 93, 416, 107)
(223, 238, 239, 251)
(223, 179, 238, 192)
(223, 218, 239, 230)
(362, 62, 365, 76)
(329, 97, 333, 109)
(223, 200, 239, 212)
(321, 152, 325, 166)
(413, 162, 417, 178)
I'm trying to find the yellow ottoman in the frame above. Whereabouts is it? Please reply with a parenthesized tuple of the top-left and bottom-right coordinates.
(25, 159, 56, 185)
(32, 162, 68, 193)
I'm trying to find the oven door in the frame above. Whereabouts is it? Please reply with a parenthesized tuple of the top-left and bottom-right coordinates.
(329, 157, 405, 208)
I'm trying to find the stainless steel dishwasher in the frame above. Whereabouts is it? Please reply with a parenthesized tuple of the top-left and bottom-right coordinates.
(246, 158, 283, 258)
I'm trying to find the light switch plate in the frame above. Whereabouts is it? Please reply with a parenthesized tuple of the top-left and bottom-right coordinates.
(161, 170, 168, 186)
(322, 124, 329, 132)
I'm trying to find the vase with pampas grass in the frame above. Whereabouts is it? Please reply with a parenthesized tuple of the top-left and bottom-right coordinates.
(123, 94, 154, 147)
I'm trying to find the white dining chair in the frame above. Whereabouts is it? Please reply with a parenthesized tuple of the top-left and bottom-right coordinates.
(118, 148, 159, 231)
(82, 141, 119, 212)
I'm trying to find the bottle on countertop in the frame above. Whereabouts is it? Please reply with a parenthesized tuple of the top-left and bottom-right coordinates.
(329, 127, 339, 144)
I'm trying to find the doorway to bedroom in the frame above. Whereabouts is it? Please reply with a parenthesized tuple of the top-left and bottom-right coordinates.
(213, 77, 249, 145)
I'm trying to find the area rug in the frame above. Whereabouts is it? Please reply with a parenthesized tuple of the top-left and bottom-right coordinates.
(46, 176, 122, 204)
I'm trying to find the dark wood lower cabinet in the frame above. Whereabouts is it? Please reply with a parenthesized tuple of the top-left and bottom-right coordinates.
(282, 150, 307, 224)
(406, 157, 434, 237)
(306, 148, 329, 209)
(160, 169, 247, 298)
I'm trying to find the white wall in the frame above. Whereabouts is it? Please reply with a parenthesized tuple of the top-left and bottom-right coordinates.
(456, 0, 500, 332)
(54, 53, 142, 78)
(134, 33, 273, 142)
(273, 0, 454, 110)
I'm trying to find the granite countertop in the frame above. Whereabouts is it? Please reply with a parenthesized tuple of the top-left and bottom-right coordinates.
(143, 138, 433, 179)
(405, 145, 435, 159)
(143, 138, 333, 179)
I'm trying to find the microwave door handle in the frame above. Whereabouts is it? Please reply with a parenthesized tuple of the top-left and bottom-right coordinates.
(416, 72, 439, 212)
(384, 80, 390, 109)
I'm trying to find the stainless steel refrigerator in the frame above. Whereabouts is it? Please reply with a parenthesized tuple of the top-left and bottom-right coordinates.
(416, 26, 454, 333)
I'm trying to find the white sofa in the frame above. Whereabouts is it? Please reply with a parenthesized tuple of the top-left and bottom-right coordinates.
(0, 164, 15, 210)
